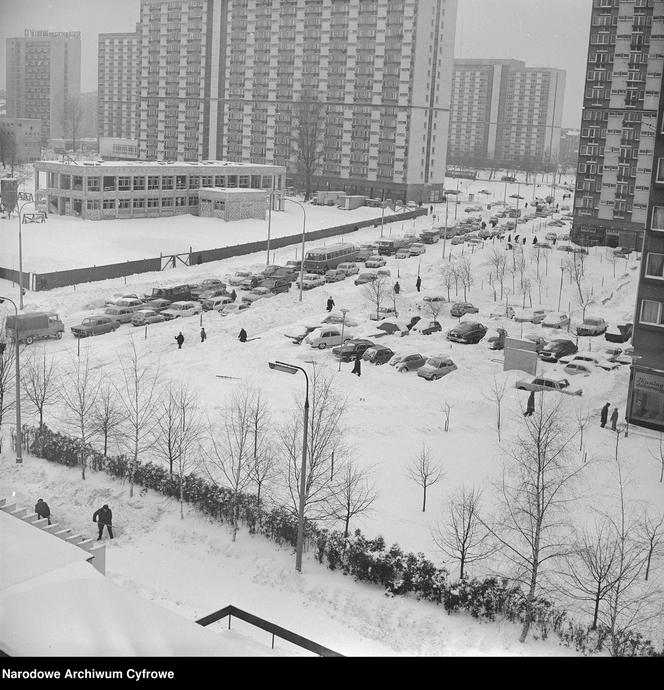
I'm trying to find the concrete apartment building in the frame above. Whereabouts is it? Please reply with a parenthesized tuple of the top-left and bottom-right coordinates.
(132, 0, 457, 203)
(5, 30, 81, 145)
(626, 72, 664, 433)
(447, 59, 565, 168)
(0, 116, 42, 163)
(98, 30, 141, 142)
(572, 0, 664, 249)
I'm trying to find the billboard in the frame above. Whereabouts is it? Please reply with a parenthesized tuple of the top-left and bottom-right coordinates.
(629, 368, 664, 432)
(504, 337, 539, 375)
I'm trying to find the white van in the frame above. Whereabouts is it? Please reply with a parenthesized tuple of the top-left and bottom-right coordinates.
(202, 295, 233, 311)
(337, 262, 360, 276)
(305, 326, 353, 349)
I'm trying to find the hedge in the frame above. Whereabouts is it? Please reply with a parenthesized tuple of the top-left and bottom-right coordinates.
(21, 424, 662, 657)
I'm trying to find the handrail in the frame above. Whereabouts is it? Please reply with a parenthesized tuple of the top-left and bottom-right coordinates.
(196, 605, 343, 657)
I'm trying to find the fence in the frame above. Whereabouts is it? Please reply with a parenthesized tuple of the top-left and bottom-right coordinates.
(23, 207, 427, 291)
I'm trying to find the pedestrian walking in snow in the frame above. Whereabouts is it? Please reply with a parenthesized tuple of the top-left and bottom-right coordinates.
(175, 332, 184, 349)
(522, 236, 527, 245)
(351, 353, 362, 377)
(552, 237, 557, 245)
(93, 504, 113, 540)
(200, 327, 206, 342)
(610, 407, 619, 431)
(514, 234, 520, 243)
(600, 402, 610, 428)
(394, 281, 400, 295)
(326, 296, 335, 312)
(238, 328, 247, 343)
(430, 205, 434, 214)
(524, 391, 535, 417)
(507, 234, 512, 243)
(35, 498, 51, 525)
(416, 275, 422, 292)
(230, 289, 237, 302)
(533, 236, 538, 245)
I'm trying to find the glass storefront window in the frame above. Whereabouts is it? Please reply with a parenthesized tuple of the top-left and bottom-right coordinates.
(630, 370, 664, 430)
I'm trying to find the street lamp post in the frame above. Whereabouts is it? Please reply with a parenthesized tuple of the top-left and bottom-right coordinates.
(338, 308, 349, 372)
(442, 196, 449, 261)
(16, 200, 34, 310)
(0, 296, 22, 464)
(268, 360, 309, 572)
(380, 201, 386, 238)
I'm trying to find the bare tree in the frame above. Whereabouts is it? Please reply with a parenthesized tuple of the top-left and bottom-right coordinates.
(442, 401, 451, 432)
(423, 299, 443, 323)
(278, 366, 348, 522)
(441, 264, 455, 301)
(406, 445, 443, 512)
(363, 275, 390, 321)
(574, 405, 592, 456)
(457, 256, 474, 301)
(90, 383, 125, 458)
(59, 352, 99, 480)
(648, 433, 664, 483)
(484, 375, 508, 441)
(328, 461, 377, 538)
(487, 247, 508, 300)
(60, 94, 85, 154)
(432, 487, 493, 580)
(0, 326, 16, 430)
(640, 511, 664, 582)
(205, 388, 254, 540)
(565, 253, 594, 321)
(247, 390, 275, 517)
(479, 398, 584, 643)
(292, 100, 325, 200)
(114, 339, 161, 498)
(21, 347, 58, 431)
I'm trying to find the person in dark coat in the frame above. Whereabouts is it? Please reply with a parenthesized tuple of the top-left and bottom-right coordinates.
(522, 236, 527, 245)
(514, 234, 520, 243)
(533, 236, 538, 245)
(393, 281, 400, 295)
(600, 402, 610, 428)
(507, 234, 511, 243)
(238, 328, 247, 343)
(610, 407, 619, 431)
(93, 504, 113, 540)
(326, 296, 335, 312)
(416, 275, 422, 292)
(351, 352, 362, 377)
(230, 289, 237, 302)
(175, 332, 184, 349)
(552, 237, 557, 245)
(507, 242, 513, 250)
(35, 498, 51, 525)
(524, 391, 535, 417)
(200, 327, 206, 342)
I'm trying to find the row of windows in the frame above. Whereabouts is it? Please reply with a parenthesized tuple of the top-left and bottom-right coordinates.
(88, 196, 199, 211)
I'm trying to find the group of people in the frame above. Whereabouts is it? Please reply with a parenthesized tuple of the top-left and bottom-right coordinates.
(174, 327, 249, 346)
(33, 499, 114, 541)
(600, 402, 621, 431)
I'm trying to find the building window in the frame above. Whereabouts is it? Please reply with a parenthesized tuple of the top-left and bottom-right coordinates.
(86, 200, 99, 210)
(133, 198, 145, 208)
(645, 253, 664, 280)
(651, 206, 664, 231)
(118, 198, 131, 209)
(133, 176, 145, 191)
(657, 159, 664, 183)
(214, 200, 225, 211)
(188, 196, 198, 206)
(102, 199, 116, 210)
(118, 176, 131, 191)
(189, 176, 199, 189)
(103, 176, 116, 192)
(201, 175, 213, 187)
(147, 197, 159, 208)
(640, 299, 664, 326)
(162, 197, 173, 207)
(148, 176, 160, 190)
(87, 177, 100, 192)
(176, 175, 187, 189)
(162, 176, 174, 190)
(214, 176, 225, 187)
(175, 196, 187, 207)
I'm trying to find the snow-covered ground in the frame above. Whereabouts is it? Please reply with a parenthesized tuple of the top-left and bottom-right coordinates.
(1, 173, 662, 656)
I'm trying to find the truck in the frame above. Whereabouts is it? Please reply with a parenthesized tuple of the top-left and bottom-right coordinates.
(150, 284, 192, 302)
(5, 312, 65, 345)
(377, 238, 407, 256)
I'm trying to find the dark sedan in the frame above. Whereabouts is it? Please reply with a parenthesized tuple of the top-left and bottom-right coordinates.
(446, 322, 487, 344)
(539, 338, 578, 362)
(362, 345, 395, 365)
(332, 339, 375, 362)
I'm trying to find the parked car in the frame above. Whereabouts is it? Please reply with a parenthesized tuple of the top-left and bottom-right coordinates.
(605, 322, 633, 343)
(450, 301, 479, 317)
(131, 309, 166, 326)
(539, 338, 578, 362)
(533, 242, 552, 249)
(489, 305, 515, 319)
(104, 306, 135, 324)
(324, 269, 346, 283)
(354, 272, 379, 286)
(243, 287, 275, 302)
(71, 316, 120, 338)
(113, 297, 145, 311)
(559, 352, 620, 371)
(261, 265, 285, 278)
(393, 353, 427, 373)
(239, 275, 262, 290)
(373, 320, 409, 337)
(446, 322, 487, 344)
(228, 270, 253, 286)
(545, 232, 558, 241)
(296, 273, 326, 290)
(161, 301, 203, 320)
(218, 302, 250, 316)
(514, 308, 548, 324)
(422, 294, 447, 303)
(305, 326, 353, 349)
(575, 316, 608, 337)
(365, 255, 387, 268)
(354, 249, 373, 262)
(321, 312, 359, 327)
(409, 243, 426, 256)
(411, 320, 442, 336)
(259, 278, 290, 294)
(202, 295, 234, 311)
(149, 284, 192, 303)
(190, 279, 225, 299)
(515, 374, 582, 396)
(523, 333, 549, 353)
(563, 361, 595, 376)
(143, 297, 172, 312)
(487, 327, 508, 350)
(285, 260, 302, 271)
(105, 292, 144, 307)
(613, 246, 631, 257)
(337, 262, 360, 276)
(541, 311, 570, 329)
(362, 345, 395, 365)
(332, 339, 376, 362)
(197, 286, 229, 301)
(284, 324, 321, 345)
(395, 248, 411, 259)
(450, 235, 465, 245)
(417, 355, 457, 381)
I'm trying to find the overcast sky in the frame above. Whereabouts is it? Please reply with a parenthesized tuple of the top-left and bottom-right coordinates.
(0, 0, 591, 128)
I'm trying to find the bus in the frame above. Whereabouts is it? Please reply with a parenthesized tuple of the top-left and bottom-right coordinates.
(302, 243, 358, 274)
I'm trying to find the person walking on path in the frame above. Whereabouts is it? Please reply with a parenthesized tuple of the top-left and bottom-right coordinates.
(394, 281, 400, 295)
(93, 504, 113, 540)
(552, 237, 557, 245)
(600, 402, 610, 428)
(524, 390, 535, 417)
(230, 289, 237, 302)
(610, 407, 619, 431)
(35, 498, 51, 525)
(238, 328, 247, 343)
(326, 296, 335, 312)
(416, 275, 422, 292)
(200, 327, 206, 342)
(351, 352, 362, 377)
(175, 332, 184, 349)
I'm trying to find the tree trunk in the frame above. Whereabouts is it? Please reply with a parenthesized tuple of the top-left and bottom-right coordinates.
(519, 542, 540, 643)
(592, 583, 601, 629)
(422, 483, 427, 512)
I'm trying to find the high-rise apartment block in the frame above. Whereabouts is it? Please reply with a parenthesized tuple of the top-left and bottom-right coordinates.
(572, 0, 664, 249)
(98, 30, 140, 140)
(127, 0, 456, 202)
(447, 59, 565, 168)
(5, 30, 81, 145)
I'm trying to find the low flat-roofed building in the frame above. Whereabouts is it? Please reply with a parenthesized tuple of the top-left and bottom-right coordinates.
(33, 159, 285, 220)
(198, 188, 268, 222)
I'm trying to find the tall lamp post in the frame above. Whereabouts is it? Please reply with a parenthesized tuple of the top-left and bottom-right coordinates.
(16, 199, 34, 310)
(442, 195, 449, 261)
(268, 360, 309, 572)
(337, 308, 349, 372)
(0, 296, 22, 464)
